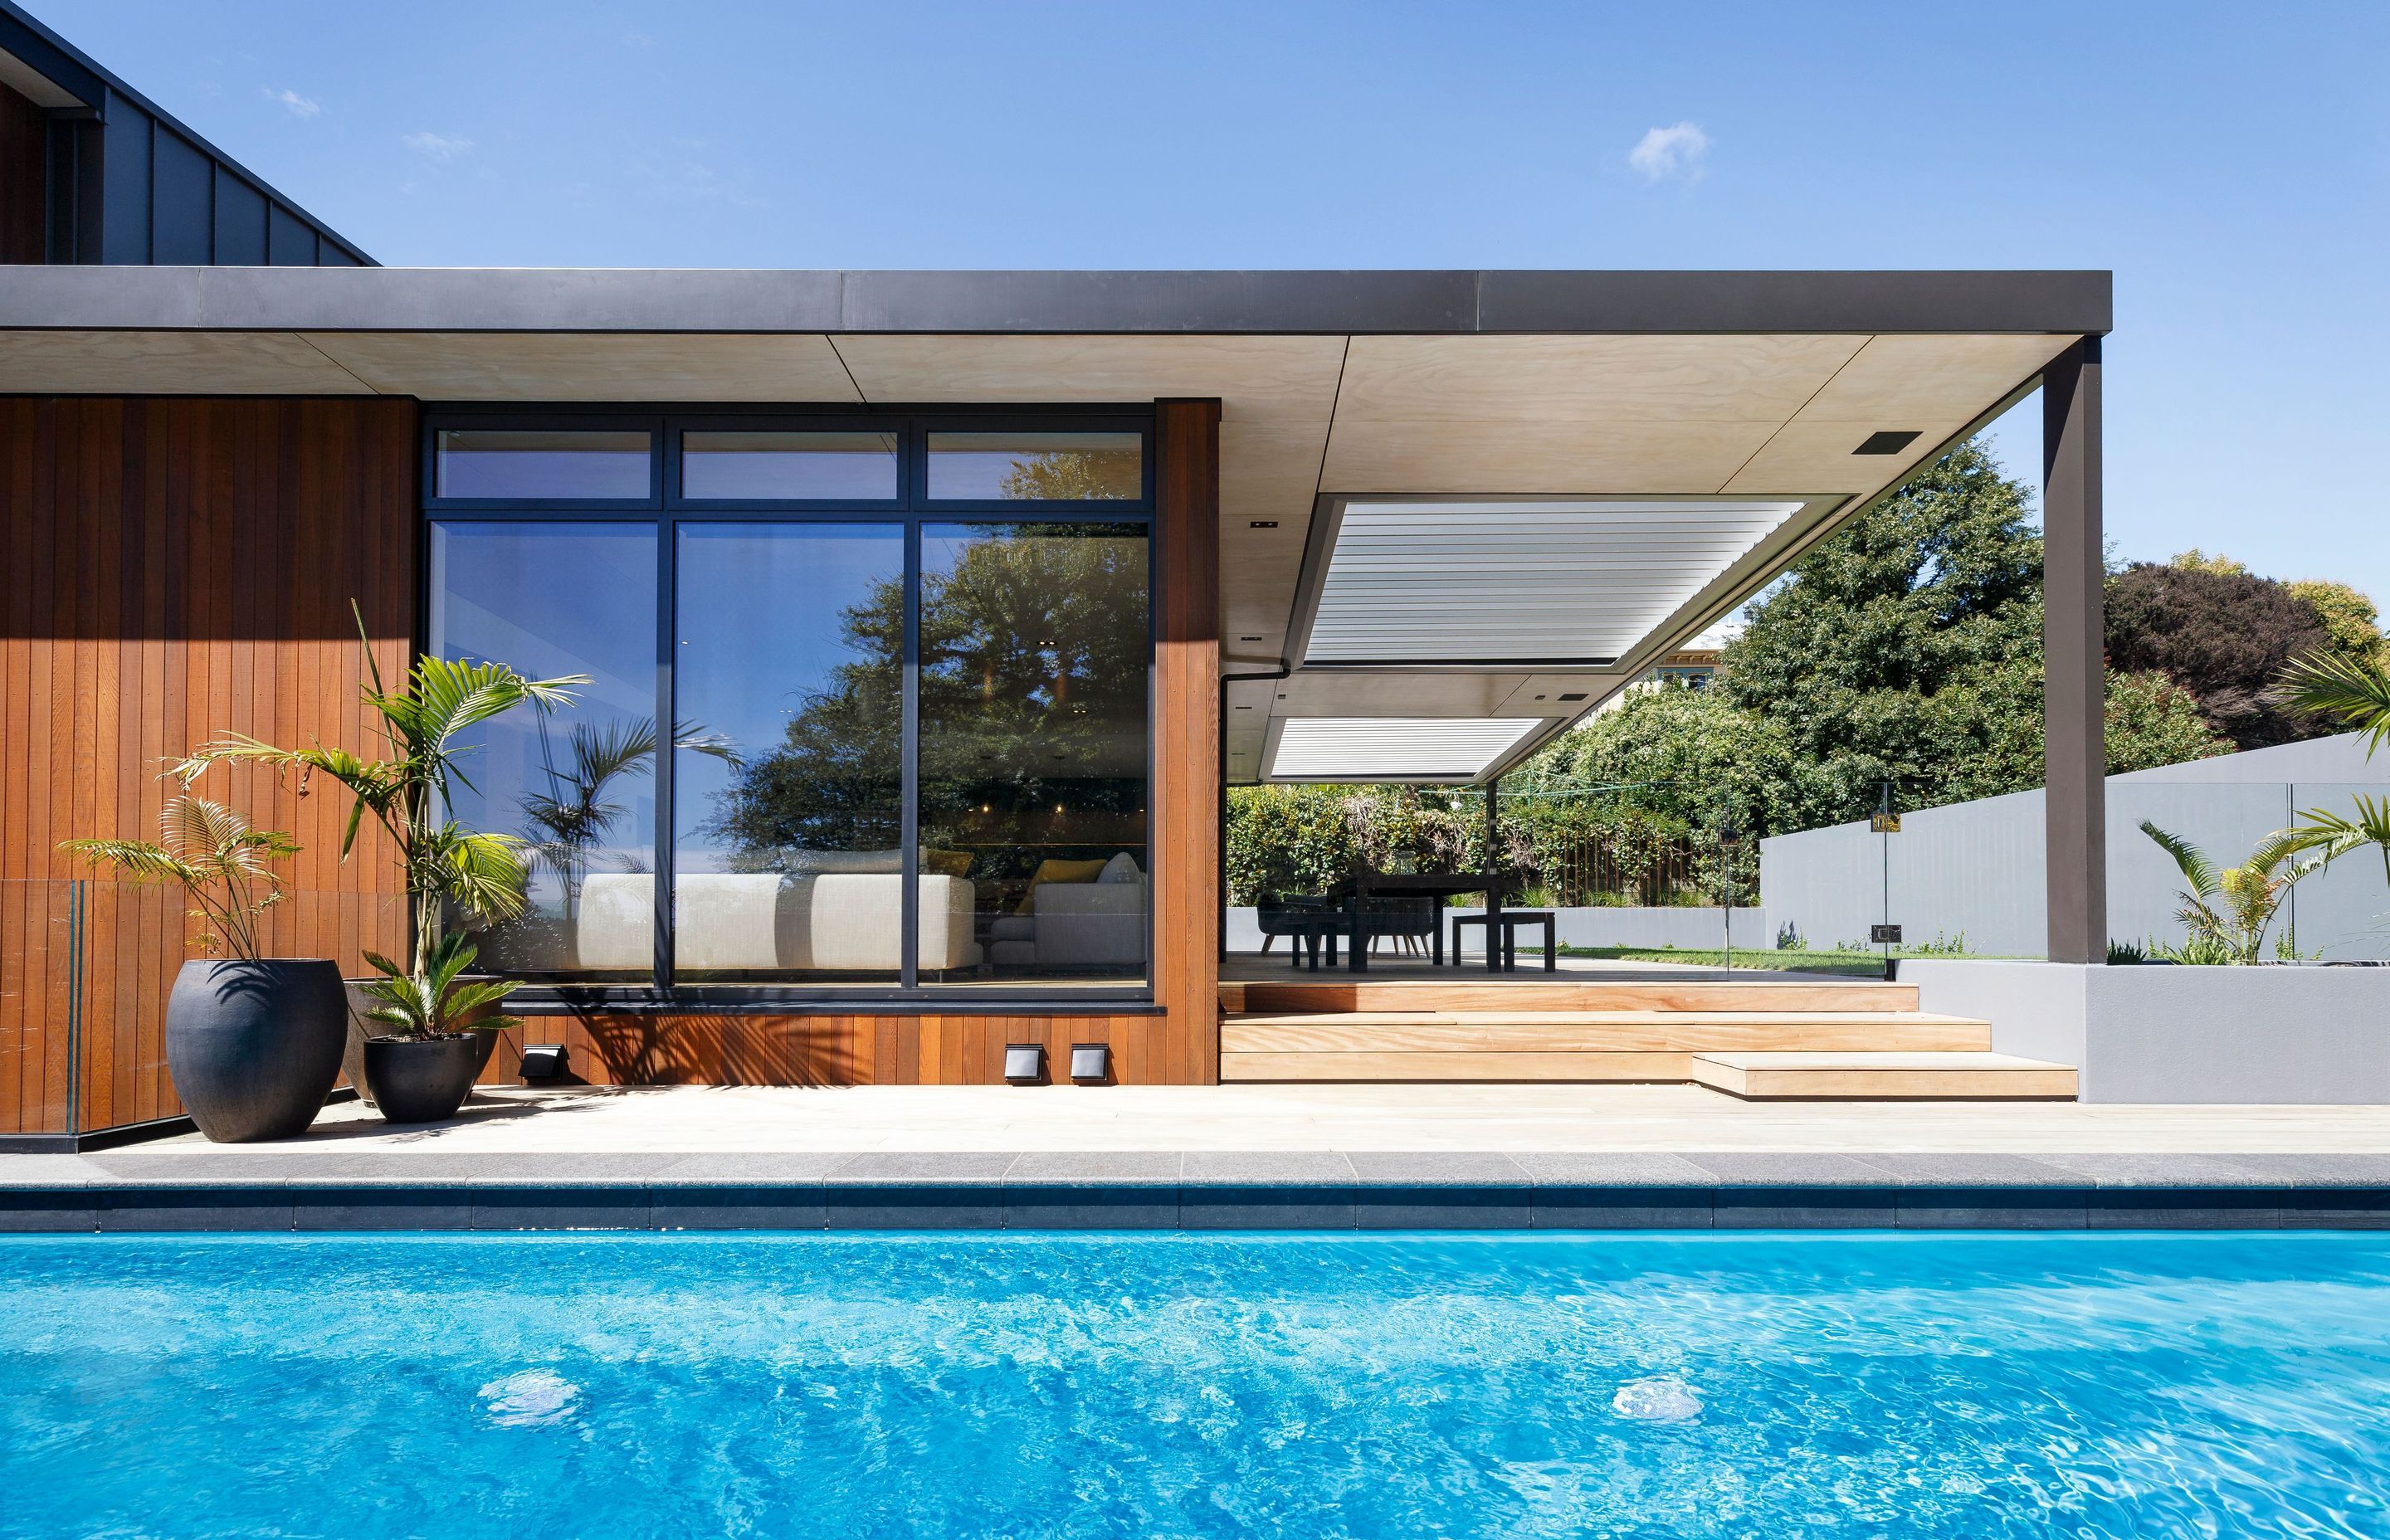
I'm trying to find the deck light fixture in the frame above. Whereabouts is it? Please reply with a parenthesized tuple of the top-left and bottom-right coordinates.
(1003, 1044, 1046, 1084)
(518, 1044, 569, 1080)
(1069, 1044, 1110, 1084)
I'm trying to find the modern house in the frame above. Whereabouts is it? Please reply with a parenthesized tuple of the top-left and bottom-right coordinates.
(0, 2, 2114, 1136)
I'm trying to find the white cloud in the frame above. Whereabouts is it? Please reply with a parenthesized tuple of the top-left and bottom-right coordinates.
(1628, 121, 1710, 182)
(403, 131, 474, 162)
(264, 87, 320, 119)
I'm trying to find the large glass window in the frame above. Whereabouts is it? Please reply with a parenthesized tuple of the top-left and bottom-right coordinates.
(435, 429, 652, 500)
(427, 522, 660, 979)
(925, 431, 1144, 501)
(681, 431, 900, 502)
(919, 524, 1149, 982)
(672, 524, 905, 982)
(422, 413, 1152, 997)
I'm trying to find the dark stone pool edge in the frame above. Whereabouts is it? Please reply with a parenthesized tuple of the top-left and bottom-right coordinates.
(4, 1151, 2388, 1233)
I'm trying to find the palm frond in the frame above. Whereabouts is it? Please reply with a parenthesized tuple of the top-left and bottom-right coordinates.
(2272, 650, 2390, 754)
(422, 824, 531, 923)
(56, 840, 204, 886)
(2139, 819, 2219, 897)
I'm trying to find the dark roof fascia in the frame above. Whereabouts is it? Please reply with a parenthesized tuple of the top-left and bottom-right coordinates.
(0, 0, 376, 266)
(0, 266, 2112, 337)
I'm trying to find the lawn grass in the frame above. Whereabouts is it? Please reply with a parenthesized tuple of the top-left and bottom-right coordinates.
(1561, 944, 1929, 976)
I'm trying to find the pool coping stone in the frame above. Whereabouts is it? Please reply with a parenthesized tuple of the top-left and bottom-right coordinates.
(3, 1151, 2388, 1231)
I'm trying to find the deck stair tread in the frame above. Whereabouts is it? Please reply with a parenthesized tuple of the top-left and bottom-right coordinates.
(1688, 1050, 2078, 1101)
(1223, 1011, 1991, 1055)
(1226, 1011, 1990, 1027)
(1223, 981, 1922, 1013)
(1695, 1051, 2068, 1070)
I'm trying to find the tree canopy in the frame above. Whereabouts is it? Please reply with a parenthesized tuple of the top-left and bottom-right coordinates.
(2105, 562, 2337, 749)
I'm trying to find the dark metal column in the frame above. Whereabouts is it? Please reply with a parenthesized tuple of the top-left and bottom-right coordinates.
(1484, 779, 1503, 972)
(2042, 337, 2106, 963)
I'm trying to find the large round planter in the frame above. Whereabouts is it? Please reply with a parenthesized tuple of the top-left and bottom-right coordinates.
(165, 958, 347, 1143)
(344, 979, 500, 1106)
(363, 1034, 485, 1123)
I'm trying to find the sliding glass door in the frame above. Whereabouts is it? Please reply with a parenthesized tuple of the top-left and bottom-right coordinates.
(671, 524, 905, 982)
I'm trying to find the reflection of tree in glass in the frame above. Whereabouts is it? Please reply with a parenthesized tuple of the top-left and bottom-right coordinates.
(1000, 451, 1139, 501)
(705, 527, 1146, 870)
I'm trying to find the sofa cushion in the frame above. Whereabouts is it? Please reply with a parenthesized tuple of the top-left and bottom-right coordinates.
(1013, 856, 1108, 913)
(1098, 850, 1142, 884)
(784, 847, 904, 875)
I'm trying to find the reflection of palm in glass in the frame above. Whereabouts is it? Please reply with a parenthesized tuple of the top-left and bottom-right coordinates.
(520, 712, 734, 913)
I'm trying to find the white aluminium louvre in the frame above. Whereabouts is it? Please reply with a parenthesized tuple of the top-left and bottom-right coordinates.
(1268, 718, 1545, 781)
(1304, 498, 1804, 665)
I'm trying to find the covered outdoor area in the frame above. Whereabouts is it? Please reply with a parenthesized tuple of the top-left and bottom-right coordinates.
(1, 266, 2115, 1140)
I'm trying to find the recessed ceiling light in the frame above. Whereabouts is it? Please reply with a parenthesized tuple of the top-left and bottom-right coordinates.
(1558, 692, 1588, 701)
(1854, 431, 1922, 456)
(1249, 520, 1278, 529)
(1304, 499, 1801, 665)
(1269, 717, 1543, 780)
(1239, 635, 1264, 641)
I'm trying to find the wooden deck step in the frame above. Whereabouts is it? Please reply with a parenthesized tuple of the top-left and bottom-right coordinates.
(1222, 979, 1920, 1015)
(1689, 1052, 2078, 1100)
(1222, 1011, 1992, 1054)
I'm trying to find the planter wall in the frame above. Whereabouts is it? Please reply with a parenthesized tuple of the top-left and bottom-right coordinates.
(1905, 959, 2390, 1104)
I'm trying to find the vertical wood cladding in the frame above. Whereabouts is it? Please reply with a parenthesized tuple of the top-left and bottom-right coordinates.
(479, 1011, 1169, 1089)
(1152, 398, 1223, 1084)
(0, 397, 417, 1134)
(2, 392, 1227, 1129)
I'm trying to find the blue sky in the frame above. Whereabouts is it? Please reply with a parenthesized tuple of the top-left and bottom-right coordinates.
(36, 1, 2390, 602)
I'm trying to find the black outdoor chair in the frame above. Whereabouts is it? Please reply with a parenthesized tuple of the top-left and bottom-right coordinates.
(1255, 894, 1335, 956)
(1360, 896, 1441, 961)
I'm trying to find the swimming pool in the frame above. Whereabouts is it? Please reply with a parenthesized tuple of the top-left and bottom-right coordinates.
(3, 1231, 2386, 1538)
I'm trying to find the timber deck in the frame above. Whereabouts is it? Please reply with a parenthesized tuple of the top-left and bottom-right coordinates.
(1218, 976, 2074, 1098)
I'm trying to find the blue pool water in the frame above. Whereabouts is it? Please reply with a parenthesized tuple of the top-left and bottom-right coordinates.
(3, 1232, 2388, 1539)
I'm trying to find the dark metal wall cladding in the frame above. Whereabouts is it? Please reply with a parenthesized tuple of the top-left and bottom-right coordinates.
(0, 0, 371, 267)
(71, 89, 370, 267)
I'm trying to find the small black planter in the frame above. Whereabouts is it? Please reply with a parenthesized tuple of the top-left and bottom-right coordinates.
(344, 980, 500, 1106)
(165, 958, 347, 1143)
(363, 1034, 486, 1123)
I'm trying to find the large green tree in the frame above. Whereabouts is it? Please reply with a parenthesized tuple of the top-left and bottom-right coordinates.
(1716, 441, 2225, 826)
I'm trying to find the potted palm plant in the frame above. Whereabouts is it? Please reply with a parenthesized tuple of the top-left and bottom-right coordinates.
(177, 604, 586, 1123)
(354, 933, 521, 1122)
(61, 796, 344, 1142)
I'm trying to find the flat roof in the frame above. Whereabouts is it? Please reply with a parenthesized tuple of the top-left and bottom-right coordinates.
(0, 266, 2109, 336)
(0, 266, 2102, 787)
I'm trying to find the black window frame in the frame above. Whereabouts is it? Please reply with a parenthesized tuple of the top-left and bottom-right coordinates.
(422, 402, 1159, 1014)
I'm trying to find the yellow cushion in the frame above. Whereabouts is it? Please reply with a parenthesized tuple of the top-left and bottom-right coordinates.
(923, 848, 974, 877)
(1014, 857, 1108, 913)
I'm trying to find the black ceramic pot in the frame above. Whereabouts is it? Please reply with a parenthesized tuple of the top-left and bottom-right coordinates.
(344, 979, 500, 1106)
(362, 1033, 485, 1123)
(165, 958, 347, 1143)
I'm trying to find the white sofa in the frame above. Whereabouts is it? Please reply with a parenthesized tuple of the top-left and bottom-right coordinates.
(986, 876, 1148, 969)
(578, 871, 978, 972)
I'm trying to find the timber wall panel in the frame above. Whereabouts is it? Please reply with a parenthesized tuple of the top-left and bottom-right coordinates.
(481, 1012, 1171, 1089)
(1153, 398, 1222, 1084)
(0, 397, 415, 1134)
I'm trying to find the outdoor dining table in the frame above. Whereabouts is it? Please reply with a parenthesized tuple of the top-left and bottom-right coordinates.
(1338, 869, 1518, 973)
